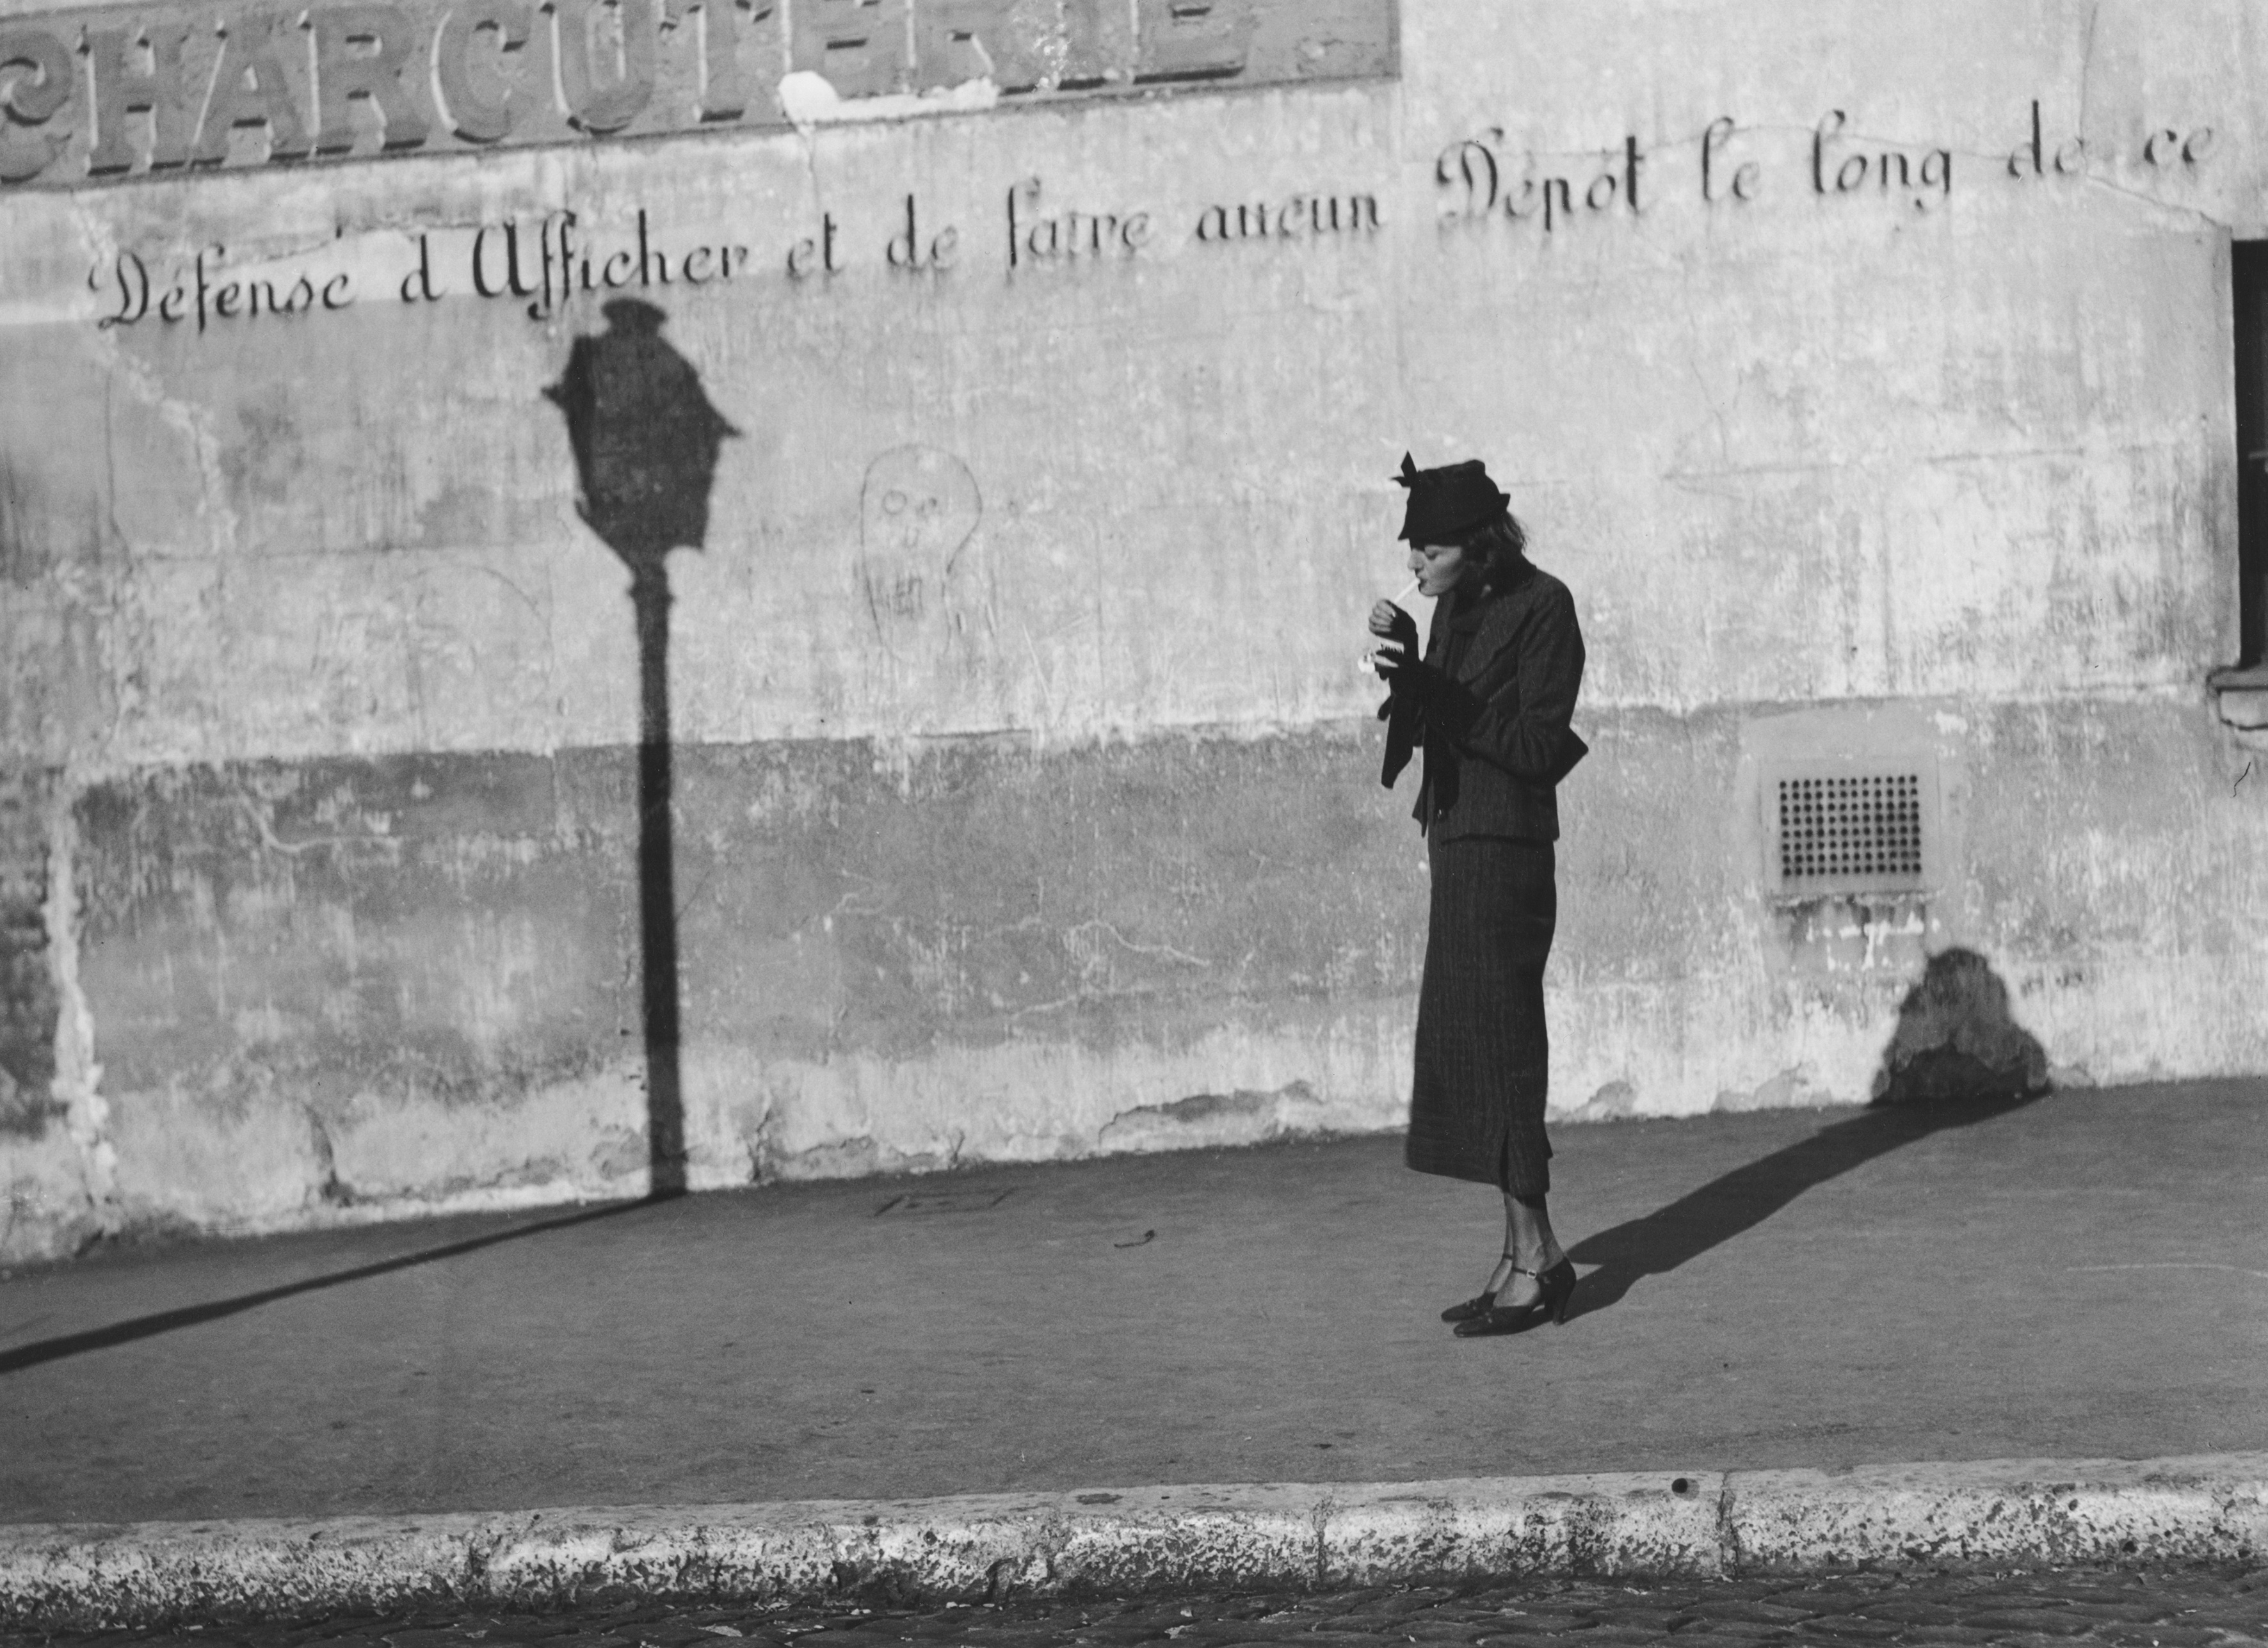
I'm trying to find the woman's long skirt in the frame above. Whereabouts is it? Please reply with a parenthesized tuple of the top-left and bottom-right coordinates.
(1404, 836, 1557, 1198)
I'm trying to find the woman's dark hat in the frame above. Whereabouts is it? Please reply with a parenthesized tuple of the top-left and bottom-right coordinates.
(1393, 452, 1509, 543)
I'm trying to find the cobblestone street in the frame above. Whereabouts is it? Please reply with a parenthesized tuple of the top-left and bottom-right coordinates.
(22, 1567, 2267, 1648)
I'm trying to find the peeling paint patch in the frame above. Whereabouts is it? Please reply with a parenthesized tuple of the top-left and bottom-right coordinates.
(1714, 1067, 1837, 1115)
(1097, 1082, 1328, 1153)
(1561, 1080, 1638, 1123)
(776, 70, 1002, 131)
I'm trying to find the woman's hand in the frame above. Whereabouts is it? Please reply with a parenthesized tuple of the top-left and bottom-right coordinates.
(1368, 601, 1420, 681)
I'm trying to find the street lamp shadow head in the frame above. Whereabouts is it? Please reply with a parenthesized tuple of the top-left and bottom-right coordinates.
(543, 301, 739, 573)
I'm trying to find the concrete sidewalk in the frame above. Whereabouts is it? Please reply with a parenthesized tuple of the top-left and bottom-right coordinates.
(4, 1080, 2265, 1525)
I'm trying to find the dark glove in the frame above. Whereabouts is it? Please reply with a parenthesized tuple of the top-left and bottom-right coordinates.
(1367, 600, 1419, 660)
(1364, 601, 1424, 693)
(1372, 644, 1435, 700)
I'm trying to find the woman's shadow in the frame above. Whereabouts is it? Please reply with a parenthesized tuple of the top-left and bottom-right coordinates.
(1564, 947, 2051, 1319)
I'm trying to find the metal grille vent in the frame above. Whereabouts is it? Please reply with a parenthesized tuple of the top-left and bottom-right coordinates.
(1776, 774, 1924, 884)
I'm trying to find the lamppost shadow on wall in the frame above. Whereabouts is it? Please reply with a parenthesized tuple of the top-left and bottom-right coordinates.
(544, 298, 737, 1199)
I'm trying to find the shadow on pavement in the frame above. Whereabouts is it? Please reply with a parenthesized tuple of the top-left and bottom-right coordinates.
(1568, 946, 2053, 1321)
(1564, 1089, 2044, 1319)
(0, 1199, 649, 1375)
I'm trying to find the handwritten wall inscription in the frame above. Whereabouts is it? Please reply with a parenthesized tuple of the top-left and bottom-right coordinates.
(0, 0, 1398, 191)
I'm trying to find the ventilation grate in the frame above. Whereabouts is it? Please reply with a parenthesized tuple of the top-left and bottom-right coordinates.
(1776, 773, 1924, 884)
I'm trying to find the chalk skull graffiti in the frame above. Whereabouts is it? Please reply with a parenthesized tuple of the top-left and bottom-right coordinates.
(856, 444, 983, 660)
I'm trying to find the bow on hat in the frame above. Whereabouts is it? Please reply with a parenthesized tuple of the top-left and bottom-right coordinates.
(1393, 451, 1510, 544)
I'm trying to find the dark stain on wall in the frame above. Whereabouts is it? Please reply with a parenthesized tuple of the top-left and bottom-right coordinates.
(51, 696, 2251, 1179)
(70, 729, 1416, 1119)
(670, 728, 1428, 1062)
(72, 751, 624, 1107)
(218, 391, 309, 510)
(0, 457, 50, 587)
(0, 449, 118, 590)
(0, 768, 58, 1136)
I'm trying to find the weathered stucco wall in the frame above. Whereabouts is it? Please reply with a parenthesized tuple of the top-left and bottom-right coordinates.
(3, 0, 2265, 1260)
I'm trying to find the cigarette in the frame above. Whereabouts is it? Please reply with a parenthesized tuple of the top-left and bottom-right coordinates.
(1359, 579, 1424, 675)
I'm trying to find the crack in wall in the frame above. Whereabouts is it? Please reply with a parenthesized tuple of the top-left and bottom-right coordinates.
(44, 782, 115, 1236)
(1714, 1477, 1744, 1575)
(70, 204, 241, 569)
(305, 1105, 353, 1206)
(2075, 0, 2102, 149)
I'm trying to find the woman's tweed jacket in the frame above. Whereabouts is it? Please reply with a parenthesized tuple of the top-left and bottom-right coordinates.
(1382, 556, 1586, 1195)
(1379, 556, 1587, 834)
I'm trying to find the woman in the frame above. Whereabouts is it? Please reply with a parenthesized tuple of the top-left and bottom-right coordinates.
(1368, 453, 1587, 1338)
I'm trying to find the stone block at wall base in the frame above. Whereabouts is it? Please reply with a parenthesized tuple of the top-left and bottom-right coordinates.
(0, 1128, 103, 1269)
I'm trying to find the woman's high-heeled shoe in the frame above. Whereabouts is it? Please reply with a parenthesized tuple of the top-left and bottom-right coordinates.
(1537, 1256, 1577, 1324)
(1441, 1254, 1518, 1324)
(1451, 1257, 1578, 1337)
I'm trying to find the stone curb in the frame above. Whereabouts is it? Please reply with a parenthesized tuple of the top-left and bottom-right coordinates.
(2, 1453, 2262, 1629)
